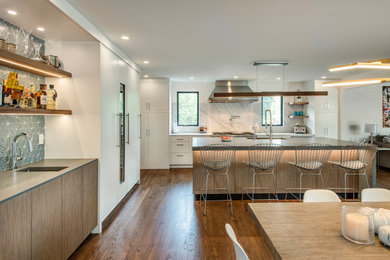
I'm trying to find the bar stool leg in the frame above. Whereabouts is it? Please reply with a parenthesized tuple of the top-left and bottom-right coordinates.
(344, 172, 347, 200)
(204, 173, 209, 216)
(299, 172, 303, 201)
(226, 171, 233, 215)
(252, 170, 256, 202)
(364, 170, 369, 188)
(320, 170, 325, 189)
(272, 170, 278, 200)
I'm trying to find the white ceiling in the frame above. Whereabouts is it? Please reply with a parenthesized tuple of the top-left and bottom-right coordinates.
(52, 0, 390, 81)
(1, 0, 95, 41)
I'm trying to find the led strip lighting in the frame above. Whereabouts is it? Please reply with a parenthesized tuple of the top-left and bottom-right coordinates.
(329, 59, 390, 72)
(322, 78, 390, 87)
(0, 57, 65, 78)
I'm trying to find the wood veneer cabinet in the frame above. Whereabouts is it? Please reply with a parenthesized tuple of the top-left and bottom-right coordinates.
(62, 167, 84, 260)
(32, 177, 62, 260)
(0, 192, 32, 260)
(82, 160, 98, 239)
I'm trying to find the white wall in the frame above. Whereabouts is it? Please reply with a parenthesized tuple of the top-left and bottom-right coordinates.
(170, 81, 307, 133)
(45, 41, 101, 158)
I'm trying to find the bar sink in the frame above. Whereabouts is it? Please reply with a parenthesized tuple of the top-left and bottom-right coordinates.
(16, 166, 68, 172)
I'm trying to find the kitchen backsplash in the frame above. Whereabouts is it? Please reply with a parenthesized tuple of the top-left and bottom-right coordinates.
(0, 116, 45, 171)
(0, 18, 46, 171)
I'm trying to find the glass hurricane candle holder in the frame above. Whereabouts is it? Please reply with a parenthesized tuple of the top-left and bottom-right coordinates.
(342, 205, 375, 245)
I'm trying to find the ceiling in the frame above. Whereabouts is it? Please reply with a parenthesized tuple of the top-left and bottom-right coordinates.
(0, 0, 95, 41)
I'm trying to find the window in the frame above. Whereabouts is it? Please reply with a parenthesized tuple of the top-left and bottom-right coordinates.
(262, 96, 283, 126)
(177, 92, 199, 126)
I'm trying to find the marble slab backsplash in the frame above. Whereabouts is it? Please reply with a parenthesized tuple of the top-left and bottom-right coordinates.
(0, 116, 45, 171)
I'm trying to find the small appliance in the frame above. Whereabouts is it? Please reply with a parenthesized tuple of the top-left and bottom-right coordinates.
(294, 126, 306, 134)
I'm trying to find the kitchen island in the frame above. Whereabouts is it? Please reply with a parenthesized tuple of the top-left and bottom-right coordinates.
(192, 137, 376, 198)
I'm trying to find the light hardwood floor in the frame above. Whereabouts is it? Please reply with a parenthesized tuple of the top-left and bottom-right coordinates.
(70, 167, 390, 260)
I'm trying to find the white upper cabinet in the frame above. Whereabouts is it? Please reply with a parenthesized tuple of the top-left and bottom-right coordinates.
(140, 79, 170, 112)
(314, 80, 339, 113)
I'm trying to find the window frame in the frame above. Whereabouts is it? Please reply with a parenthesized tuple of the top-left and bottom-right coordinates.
(261, 96, 284, 126)
(177, 91, 200, 127)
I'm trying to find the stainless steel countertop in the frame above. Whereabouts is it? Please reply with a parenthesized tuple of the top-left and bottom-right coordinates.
(192, 137, 361, 150)
(0, 158, 97, 203)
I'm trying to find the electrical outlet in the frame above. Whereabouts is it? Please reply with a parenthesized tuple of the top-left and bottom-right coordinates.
(38, 134, 44, 145)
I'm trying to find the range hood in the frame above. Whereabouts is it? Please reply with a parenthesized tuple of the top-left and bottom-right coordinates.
(209, 80, 258, 103)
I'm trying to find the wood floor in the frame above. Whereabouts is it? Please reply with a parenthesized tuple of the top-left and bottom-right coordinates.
(71, 168, 390, 260)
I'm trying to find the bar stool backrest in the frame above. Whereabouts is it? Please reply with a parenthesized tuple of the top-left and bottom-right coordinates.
(200, 144, 236, 165)
(340, 144, 377, 168)
(295, 143, 332, 169)
(248, 143, 284, 165)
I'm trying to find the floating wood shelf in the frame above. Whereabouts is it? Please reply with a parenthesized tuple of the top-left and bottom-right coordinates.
(289, 115, 309, 119)
(0, 49, 72, 78)
(0, 107, 72, 115)
(288, 102, 309, 105)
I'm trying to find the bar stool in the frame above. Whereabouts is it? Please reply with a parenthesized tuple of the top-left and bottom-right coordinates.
(286, 143, 332, 201)
(328, 144, 377, 200)
(242, 144, 284, 202)
(199, 144, 236, 216)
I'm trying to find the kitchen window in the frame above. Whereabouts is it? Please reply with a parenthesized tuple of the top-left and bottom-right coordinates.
(262, 96, 283, 126)
(177, 92, 199, 126)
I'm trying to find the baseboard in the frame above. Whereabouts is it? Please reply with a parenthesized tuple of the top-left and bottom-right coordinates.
(170, 164, 193, 168)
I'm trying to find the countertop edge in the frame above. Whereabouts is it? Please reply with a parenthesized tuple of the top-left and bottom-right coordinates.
(0, 158, 98, 204)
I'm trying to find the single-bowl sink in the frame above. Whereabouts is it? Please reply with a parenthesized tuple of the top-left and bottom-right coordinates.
(16, 166, 68, 172)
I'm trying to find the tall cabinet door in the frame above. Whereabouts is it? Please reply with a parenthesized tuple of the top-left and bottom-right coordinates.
(140, 111, 149, 169)
(100, 45, 121, 217)
(148, 111, 170, 168)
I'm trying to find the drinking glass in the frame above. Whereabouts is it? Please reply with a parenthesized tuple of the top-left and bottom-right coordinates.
(19, 29, 32, 58)
(32, 41, 44, 62)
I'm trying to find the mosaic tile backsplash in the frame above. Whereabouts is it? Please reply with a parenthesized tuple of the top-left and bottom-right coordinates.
(0, 116, 45, 171)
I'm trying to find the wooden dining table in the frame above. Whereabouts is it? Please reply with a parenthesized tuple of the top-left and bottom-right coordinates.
(248, 202, 390, 260)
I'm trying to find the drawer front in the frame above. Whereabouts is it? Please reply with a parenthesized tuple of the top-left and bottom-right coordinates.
(171, 136, 191, 143)
(171, 142, 191, 153)
(171, 153, 192, 164)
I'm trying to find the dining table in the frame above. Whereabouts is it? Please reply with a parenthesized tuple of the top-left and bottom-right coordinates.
(248, 202, 390, 260)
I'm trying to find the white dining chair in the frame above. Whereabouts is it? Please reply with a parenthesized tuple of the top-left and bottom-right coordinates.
(361, 188, 390, 202)
(303, 189, 341, 202)
(225, 224, 249, 260)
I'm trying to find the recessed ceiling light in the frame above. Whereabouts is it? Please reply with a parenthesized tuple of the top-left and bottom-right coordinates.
(233, 76, 238, 79)
(321, 76, 327, 79)
(144, 75, 149, 78)
(37, 27, 45, 32)
(7, 10, 17, 15)
(143, 60, 149, 64)
(276, 77, 281, 80)
(121, 36, 129, 40)
(189, 77, 194, 80)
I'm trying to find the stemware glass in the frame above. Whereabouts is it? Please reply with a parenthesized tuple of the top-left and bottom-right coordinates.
(19, 29, 32, 58)
(32, 41, 44, 62)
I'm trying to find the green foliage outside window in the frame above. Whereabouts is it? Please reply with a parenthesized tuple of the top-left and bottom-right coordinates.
(177, 92, 199, 126)
(262, 96, 283, 126)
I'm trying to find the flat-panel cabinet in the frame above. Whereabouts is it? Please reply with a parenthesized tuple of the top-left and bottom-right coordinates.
(82, 160, 98, 239)
(0, 192, 32, 260)
(62, 168, 83, 260)
(32, 178, 62, 260)
(140, 79, 170, 112)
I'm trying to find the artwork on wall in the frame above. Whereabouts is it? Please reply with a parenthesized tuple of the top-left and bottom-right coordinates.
(383, 86, 390, 127)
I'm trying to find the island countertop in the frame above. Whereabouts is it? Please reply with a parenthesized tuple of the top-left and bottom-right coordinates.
(192, 137, 362, 150)
(0, 158, 97, 203)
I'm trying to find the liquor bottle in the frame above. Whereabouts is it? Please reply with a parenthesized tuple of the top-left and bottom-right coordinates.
(46, 84, 57, 109)
(37, 84, 47, 109)
(3, 79, 11, 107)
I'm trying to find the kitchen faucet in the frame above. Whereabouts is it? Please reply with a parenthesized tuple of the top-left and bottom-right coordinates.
(11, 133, 33, 170)
(264, 109, 273, 141)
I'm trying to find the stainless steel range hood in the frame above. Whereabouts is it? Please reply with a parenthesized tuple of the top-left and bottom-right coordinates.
(208, 80, 258, 103)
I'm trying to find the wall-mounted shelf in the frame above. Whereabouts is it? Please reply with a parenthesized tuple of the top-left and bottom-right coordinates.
(288, 102, 309, 105)
(0, 107, 72, 115)
(289, 115, 309, 119)
(0, 49, 72, 78)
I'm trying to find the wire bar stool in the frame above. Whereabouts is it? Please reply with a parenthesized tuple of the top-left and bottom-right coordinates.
(242, 144, 284, 202)
(328, 144, 377, 200)
(286, 143, 332, 201)
(199, 144, 236, 216)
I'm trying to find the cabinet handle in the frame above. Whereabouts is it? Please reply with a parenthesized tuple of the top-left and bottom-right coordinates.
(147, 129, 150, 137)
(117, 113, 122, 147)
(176, 138, 184, 141)
(176, 144, 184, 146)
(126, 113, 130, 144)
(138, 114, 141, 139)
(146, 102, 150, 110)
(176, 155, 184, 157)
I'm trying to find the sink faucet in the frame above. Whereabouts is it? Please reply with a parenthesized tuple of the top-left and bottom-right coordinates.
(11, 133, 33, 170)
(264, 109, 273, 141)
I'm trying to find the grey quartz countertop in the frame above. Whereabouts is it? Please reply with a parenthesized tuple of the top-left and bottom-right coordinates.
(0, 158, 97, 203)
(192, 137, 361, 150)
